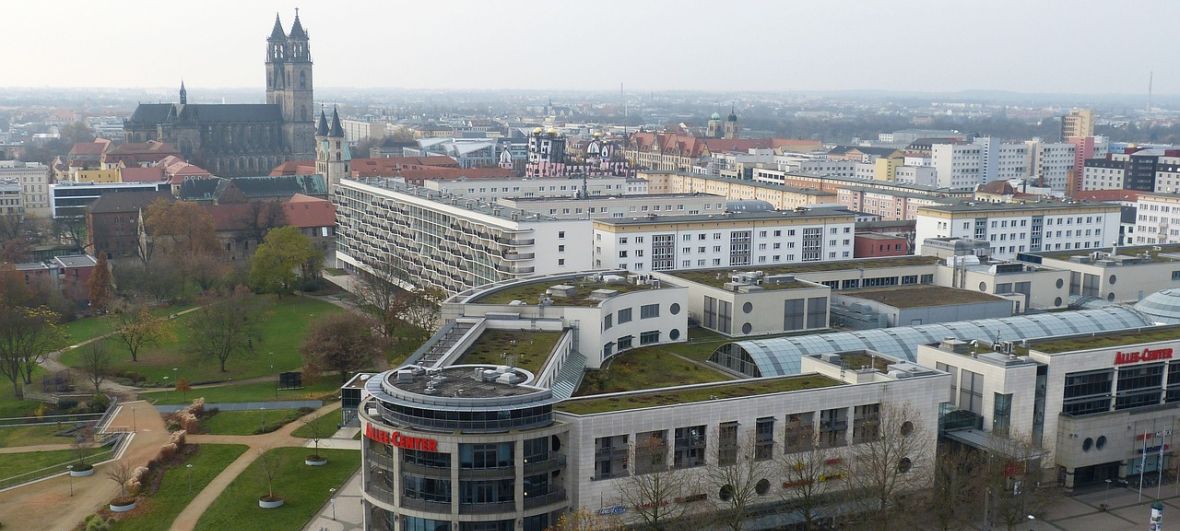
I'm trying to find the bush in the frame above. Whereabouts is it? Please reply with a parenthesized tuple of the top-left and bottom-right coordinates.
(56, 399, 78, 411)
(84, 514, 111, 531)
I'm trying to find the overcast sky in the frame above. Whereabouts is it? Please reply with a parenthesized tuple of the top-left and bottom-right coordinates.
(6, 0, 1177, 94)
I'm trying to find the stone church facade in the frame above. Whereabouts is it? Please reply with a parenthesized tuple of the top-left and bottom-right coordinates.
(124, 12, 316, 177)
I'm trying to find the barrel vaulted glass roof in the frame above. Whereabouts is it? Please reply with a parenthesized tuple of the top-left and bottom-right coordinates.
(712, 306, 1155, 377)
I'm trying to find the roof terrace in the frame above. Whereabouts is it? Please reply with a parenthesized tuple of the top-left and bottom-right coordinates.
(840, 285, 1006, 308)
(557, 374, 843, 415)
(667, 255, 940, 290)
(454, 329, 563, 375)
(471, 275, 660, 307)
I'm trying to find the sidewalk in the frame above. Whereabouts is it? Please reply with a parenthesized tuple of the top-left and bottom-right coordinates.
(302, 469, 364, 531)
(972, 482, 1180, 530)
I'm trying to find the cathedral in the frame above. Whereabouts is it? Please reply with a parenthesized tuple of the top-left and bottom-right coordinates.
(123, 12, 316, 177)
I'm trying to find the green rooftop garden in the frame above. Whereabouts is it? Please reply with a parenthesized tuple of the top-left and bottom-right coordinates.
(1034, 244, 1180, 262)
(454, 330, 563, 374)
(1028, 326, 1180, 354)
(837, 352, 894, 372)
(472, 278, 656, 307)
(559, 374, 843, 415)
(575, 341, 732, 397)
(668, 255, 940, 289)
(843, 285, 1003, 308)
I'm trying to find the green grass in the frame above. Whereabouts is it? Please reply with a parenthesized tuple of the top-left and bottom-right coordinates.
(109, 444, 249, 531)
(60, 295, 344, 385)
(58, 304, 193, 348)
(141, 379, 341, 405)
(1028, 326, 1180, 353)
(575, 338, 732, 397)
(0, 446, 110, 485)
(0, 423, 80, 447)
(201, 409, 307, 436)
(668, 255, 941, 289)
(559, 374, 844, 415)
(473, 278, 656, 306)
(455, 330, 562, 374)
(291, 411, 340, 439)
(194, 448, 360, 531)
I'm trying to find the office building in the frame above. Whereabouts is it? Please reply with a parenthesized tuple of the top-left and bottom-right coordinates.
(915, 201, 1121, 260)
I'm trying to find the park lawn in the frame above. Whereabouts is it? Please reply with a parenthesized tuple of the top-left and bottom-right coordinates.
(291, 410, 340, 439)
(141, 378, 341, 405)
(61, 296, 344, 385)
(109, 444, 249, 531)
(0, 447, 110, 484)
(200, 409, 307, 436)
(0, 365, 60, 419)
(194, 448, 360, 531)
(0, 423, 77, 447)
(58, 304, 194, 348)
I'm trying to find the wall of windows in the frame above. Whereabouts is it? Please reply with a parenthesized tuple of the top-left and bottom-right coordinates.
(674, 426, 707, 468)
(1062, 369, 1113, 416)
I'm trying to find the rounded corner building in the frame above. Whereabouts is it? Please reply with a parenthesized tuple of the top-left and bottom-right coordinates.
(360, 364, 568, 531)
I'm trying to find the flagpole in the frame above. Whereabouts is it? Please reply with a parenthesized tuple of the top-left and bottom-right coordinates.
(1157, 433, 1165, 500)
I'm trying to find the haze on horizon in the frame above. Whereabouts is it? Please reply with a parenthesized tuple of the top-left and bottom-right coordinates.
(7, 0, 1178, 96)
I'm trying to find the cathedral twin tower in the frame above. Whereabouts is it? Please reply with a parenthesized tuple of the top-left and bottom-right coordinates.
(266, 11, 316, 158)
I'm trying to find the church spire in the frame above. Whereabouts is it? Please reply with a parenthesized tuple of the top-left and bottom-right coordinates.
(316, 108, 329, 137)
(289, 8, 308, 39)
(179, 81, 187, 105)
(329, 106, 344, 138)
(268, 13, 286, 41)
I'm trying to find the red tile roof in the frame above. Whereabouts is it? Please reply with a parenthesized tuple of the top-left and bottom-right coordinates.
(120, 167, 166, 183)
(69, 141, 109, 157)
(1072, 189, 1141, 202)
(270, 160, 317, 176)
(282, 194, 334, 228)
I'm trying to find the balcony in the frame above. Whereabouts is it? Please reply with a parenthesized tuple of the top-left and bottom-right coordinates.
(458, 500, 516, 515)
(458, 465, 517, 480)
(523, 487, 567, 509)
(401, 497, 452, 513)
(524, 454, 567, 475)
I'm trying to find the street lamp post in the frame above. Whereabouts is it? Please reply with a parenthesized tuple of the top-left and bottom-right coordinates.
(66, 465, 74, 497)
(1105, 479, 1113, 509)
(186, 463, 193, 494)
(329, 487, 337, 520)
(131, 406, 137, 432)
(1027, 514, 1035, 531)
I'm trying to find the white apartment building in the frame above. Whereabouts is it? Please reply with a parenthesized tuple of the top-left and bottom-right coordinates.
(592, 209, 857, 273)
(0, 161, 50, 218)
(334, 178, 592, 294)
(1026, 140, 1077, 192)
(974, 137, 1028, 182)
(931, 142, 984, 188)
(1082, 161, 1126, 191)
(422, 176, 634, 202)
(1134, 192, 1180, 244)
(340, 118, 393, 143)
(894, 165, 938, 187)
(915, 202, 1122, 260)
(797, 159, 857, 179)
(495, 193, 726, 220)
(405, 138, 498, 168)
(0, 178, 22, 216)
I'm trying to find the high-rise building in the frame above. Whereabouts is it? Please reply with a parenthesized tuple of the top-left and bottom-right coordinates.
(1061, 108, 1094, 139)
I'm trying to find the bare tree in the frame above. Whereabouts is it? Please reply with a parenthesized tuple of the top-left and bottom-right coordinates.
(925, 444, 983, 531)
(300, 414, 334, 462)
(0, 305, 63, 398)
(187, 287, 265, 372)
(780, 432, 846, 530)
(106, 460, 136, 502)
(615, 432, 693, 529)
(80, 342, 112, 393)
(981, 435, 1056, 531)
(256, 447, 283, 501)
(707, 429, 776, 531)
(839, 403, 933, 528)
(72, 426, 96, 470)
(113, 304, 169, 362)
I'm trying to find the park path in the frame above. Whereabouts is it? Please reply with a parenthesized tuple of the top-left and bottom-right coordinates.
(168, 402, 343, 531)
(0, 400, 169, 530)
(0, 442, 73, 454)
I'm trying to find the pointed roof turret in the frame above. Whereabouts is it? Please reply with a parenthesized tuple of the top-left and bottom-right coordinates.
(179, 81, 187, 105)
(316, 108, 329, 137)
(288, 8, 308, 39)
(727, 104, 738, 122)
(329, 106, 344, 138)
(268, 13, 286, 41)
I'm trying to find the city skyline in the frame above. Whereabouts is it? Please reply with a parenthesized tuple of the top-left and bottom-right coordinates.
(6, 0, 1180, 95)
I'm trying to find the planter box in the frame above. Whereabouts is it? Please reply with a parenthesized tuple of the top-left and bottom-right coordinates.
(109, 501, 137, 513)
(258, 497, 285, 509)
(305, 457, 328, 466)
(70, 467, 95, 478)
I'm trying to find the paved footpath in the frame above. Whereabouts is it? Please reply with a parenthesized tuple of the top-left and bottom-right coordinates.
(169, 402, 343, 531)
(303, 469, 364, 531)
(0, 401, 169, 530)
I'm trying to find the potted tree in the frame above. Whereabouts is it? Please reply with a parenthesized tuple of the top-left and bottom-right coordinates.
(257, 448, 285, 508)
(70, 428, 96, 477)
(302, 417, 330, 466)
(106, 462, 137, 512)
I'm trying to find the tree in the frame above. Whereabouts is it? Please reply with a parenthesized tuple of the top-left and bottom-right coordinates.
(88, 254, 113, 313)
(113, 304, 169, 362)
(300, 415, 332, 462)
(0, 305, 63, 398)
(839, 403, 933, 529)
(706, 430, 776, 531)
(175, 377, 192, 402)
(256, 447, 283, 501)
(106, 460, 136, 503)
(143, 199, 221, 263)
(249, 226, 319, 296)
(781, 433, 845, 530)
(72, 426, 96, 470)
(187, 286, 265, 372)
(301, 313, 383, 384)
(355, 262, 441, 346)
(616, 432, 692, 529)
(549, 507, 624, 531)
(981, 436, 1056, 531)
(80, 342, 111, 394)
(925, 444, 983, 531)
(52, 216, 87, 254)
(242, 200, 287, 244)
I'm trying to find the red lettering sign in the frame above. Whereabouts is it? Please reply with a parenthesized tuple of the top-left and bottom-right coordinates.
(1114, 347, 1174, 365)
(364, 424, 439, 452)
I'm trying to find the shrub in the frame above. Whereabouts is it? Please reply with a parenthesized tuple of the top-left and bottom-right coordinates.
(84, 514, 111, 531)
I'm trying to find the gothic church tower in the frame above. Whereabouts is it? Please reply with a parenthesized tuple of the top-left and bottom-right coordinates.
(265, 11, 315, 156)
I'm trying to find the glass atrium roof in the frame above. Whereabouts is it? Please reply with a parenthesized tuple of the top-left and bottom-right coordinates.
(1133, 289, 1180, 325)
(715, 306, 1155, 377)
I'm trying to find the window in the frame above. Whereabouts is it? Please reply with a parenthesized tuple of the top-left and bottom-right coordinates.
(754, 417, 774, 460)
(819, 408, 847, 448)
(634, 431, 667, 474)
(1116, 363, 1164, 410)
(1063, 369, 1113, 415)
(617, 335, 633, 350)
(784, 299, 805, 330)
(594, 435, 628, 480)
(958, 369, 985, 415)
(640, 304, 660, 319)
(674, 426, 707, 468)
(852, 404, 880, 444)
(992, 393, 1012, 436)
(640, 330, 660, 345)
(617, 308, 632, 324)
(603, 314, 612, 331)
(460, 443, 513, 469)
(806, 297, 827, 329)
(718, 421, 739, 466)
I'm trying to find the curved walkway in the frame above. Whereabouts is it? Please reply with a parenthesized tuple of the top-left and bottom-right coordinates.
(168, 402, 343, 531)
(0, 400, 169, 530)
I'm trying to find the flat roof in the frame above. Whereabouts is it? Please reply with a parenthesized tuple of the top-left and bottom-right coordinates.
(556, 374, 843, 414)
(667, 255, 941, 289)
(346, 177, 560, 222)
(501, 193, 723, 202)
(918, 201, 1120, 214)
(386, 366, 537, 398)
(839, 285, 1007, 308)
(472, 276, 660, 307)
(1031, 244, 1180, 263)
(595, 208, 856, 226)
(1027, 325, 1180, 354)
(454, 329, 563, 375)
